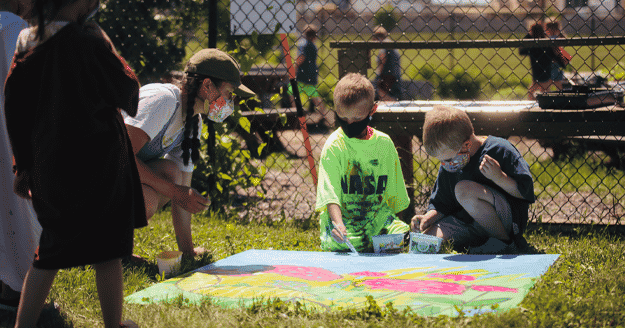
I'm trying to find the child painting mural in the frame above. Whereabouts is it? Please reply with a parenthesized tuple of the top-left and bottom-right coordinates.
(315, 73, 410, 253)
(411, 106, 535, 254)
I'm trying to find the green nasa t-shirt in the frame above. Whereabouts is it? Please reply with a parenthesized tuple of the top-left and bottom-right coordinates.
(316, 128, 410, 251)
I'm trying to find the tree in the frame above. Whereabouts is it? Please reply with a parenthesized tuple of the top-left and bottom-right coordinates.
(98, 0, 205, 83)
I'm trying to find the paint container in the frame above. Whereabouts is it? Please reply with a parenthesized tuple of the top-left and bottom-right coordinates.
(409, 232, 443, 254)
(372, 234, 404, 254)
(156, 251, 183, 276)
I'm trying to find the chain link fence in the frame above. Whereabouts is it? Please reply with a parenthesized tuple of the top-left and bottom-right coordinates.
(103, 0, 625, 226)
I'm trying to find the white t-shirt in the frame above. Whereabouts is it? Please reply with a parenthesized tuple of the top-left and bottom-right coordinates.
(123, 83, 203, 172)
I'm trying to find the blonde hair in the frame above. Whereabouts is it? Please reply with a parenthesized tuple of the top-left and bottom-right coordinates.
(422, 106, 474, 156)
(333, 73, 375, 116)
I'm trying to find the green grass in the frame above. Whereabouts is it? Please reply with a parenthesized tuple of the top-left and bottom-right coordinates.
(1, 211, 623, 328)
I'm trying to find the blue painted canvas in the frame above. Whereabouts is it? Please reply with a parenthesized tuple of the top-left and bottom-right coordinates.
(126, 250, 560, 317)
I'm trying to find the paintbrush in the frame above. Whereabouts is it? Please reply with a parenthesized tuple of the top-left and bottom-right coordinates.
(331, 221, 358, 255)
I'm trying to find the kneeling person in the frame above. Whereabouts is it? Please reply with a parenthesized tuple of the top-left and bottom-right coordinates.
(411, 105, 535, 253)
(316, 73, 410, 253)
(124, 49, 255, 257)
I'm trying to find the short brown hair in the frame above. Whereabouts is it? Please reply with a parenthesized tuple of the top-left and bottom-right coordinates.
(304, 24, 318, 39)
(422, 106, 474, 156)
(333, 73, 375, 116)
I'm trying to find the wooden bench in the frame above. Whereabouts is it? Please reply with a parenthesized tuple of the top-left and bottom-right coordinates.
(238, 100, 625, 219)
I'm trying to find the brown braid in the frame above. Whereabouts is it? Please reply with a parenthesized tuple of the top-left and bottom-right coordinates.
(178, 73, 225, 166)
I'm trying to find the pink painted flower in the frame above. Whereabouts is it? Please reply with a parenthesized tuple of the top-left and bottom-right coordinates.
(429, 273, 476, 281)
(471, 285, 518, 293)
(348, 271, 388, 277)
(363, 279, 467, 295)
(265, 265, 342, 281)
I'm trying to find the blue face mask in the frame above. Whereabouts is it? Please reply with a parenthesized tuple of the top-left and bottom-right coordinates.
(440, 141, 472, 173)
(336, 113, 372, 138)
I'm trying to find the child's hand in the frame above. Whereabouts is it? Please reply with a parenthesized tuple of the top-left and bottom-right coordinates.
(410, 215, 423, 232)
(171, 185, 209, 214)
(415, 214, 439, 232)
(331, 222, 348, 243)
(479, 154, 505, 181)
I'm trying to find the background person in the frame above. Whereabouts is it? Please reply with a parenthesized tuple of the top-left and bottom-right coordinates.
(520, 22, 566, 100)
(287, 24, 333, 127)
(372, 26, 402, 101)
(124, 49, 255, 258)
(5, 0, 146, 327)
(0, 0, 41, 312)
(546, 20, 567, 91)
(410, 106, 535, 254)
(316, 73, 410, 253)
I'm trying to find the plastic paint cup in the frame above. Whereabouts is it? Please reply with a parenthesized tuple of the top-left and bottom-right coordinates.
(409, 232, 443, 254)
(372, 234, 404, 254)
(156, 251, 183, 276)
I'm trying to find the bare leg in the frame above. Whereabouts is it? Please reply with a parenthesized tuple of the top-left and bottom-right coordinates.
(93, 259, 123, 328)
(553, 80, 564, 91)
(454, 180, 510, 241)
(423, 226, 446, 239)
(14, 267, 58, 328)
(142, 159, 204, 257)
(142, 159, 181, 220)
(527, 81, 545, 100)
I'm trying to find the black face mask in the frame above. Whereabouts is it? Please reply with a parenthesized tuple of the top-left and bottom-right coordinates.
(335, 113, 372, 138)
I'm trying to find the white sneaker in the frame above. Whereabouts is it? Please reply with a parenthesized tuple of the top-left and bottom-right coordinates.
(469, 237, 517, 254)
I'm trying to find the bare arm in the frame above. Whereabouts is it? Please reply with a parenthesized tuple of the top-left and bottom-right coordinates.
(376, 50, 387, 76)
(411, 209, 444, 232)
(295, 54, 305, 71)
(479, 154, 524, 199)
(327, 203, 347, 242)
(171, 171, 197, 254)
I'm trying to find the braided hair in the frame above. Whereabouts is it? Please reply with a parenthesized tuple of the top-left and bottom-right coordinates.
(178, 73, 224, 166)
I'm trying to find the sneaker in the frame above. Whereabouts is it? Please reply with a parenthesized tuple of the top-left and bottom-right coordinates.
(121, 319, 139, 328)
(468, 237, 518, 254)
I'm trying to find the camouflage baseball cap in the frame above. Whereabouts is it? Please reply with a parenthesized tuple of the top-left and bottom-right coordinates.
(185, 49, 255, 98)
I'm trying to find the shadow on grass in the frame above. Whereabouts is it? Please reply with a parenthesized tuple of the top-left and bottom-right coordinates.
(526, 222, 625, 240)
(123, 252, 216, 282)
(0, 301, 69, 328)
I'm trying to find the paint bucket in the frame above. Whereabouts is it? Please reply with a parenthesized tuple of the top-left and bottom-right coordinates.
(409, 232, 443, 254)
(156, 251, 183, 276)
(372, 234, 404, 254)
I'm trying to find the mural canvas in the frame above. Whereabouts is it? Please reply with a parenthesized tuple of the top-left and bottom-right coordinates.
(126, 250, 559, 317)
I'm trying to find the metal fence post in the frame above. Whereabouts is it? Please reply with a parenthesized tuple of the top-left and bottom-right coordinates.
(207, 0, 217, 211)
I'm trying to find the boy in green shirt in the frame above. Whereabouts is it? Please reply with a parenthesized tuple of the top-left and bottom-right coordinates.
(315, 73, 410, 252)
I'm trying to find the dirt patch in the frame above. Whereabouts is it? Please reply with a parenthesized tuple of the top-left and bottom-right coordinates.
(234, 129, 624, 226)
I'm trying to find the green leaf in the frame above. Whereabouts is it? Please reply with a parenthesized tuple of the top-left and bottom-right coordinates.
(238, 116, 251, 133)
(257, 143, 267, 156)
(218, 172, 232, 181)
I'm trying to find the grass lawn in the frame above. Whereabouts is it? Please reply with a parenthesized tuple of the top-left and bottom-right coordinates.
(1, 211, 623, 328)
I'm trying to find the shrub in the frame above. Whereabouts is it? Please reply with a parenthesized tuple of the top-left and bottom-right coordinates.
(436, 68, 482, 100)
(374, 5, 399, 32)
(191, 105, 267, 209)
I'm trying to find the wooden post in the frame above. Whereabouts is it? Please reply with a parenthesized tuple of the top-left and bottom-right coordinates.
(391, 134, 415, 223)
